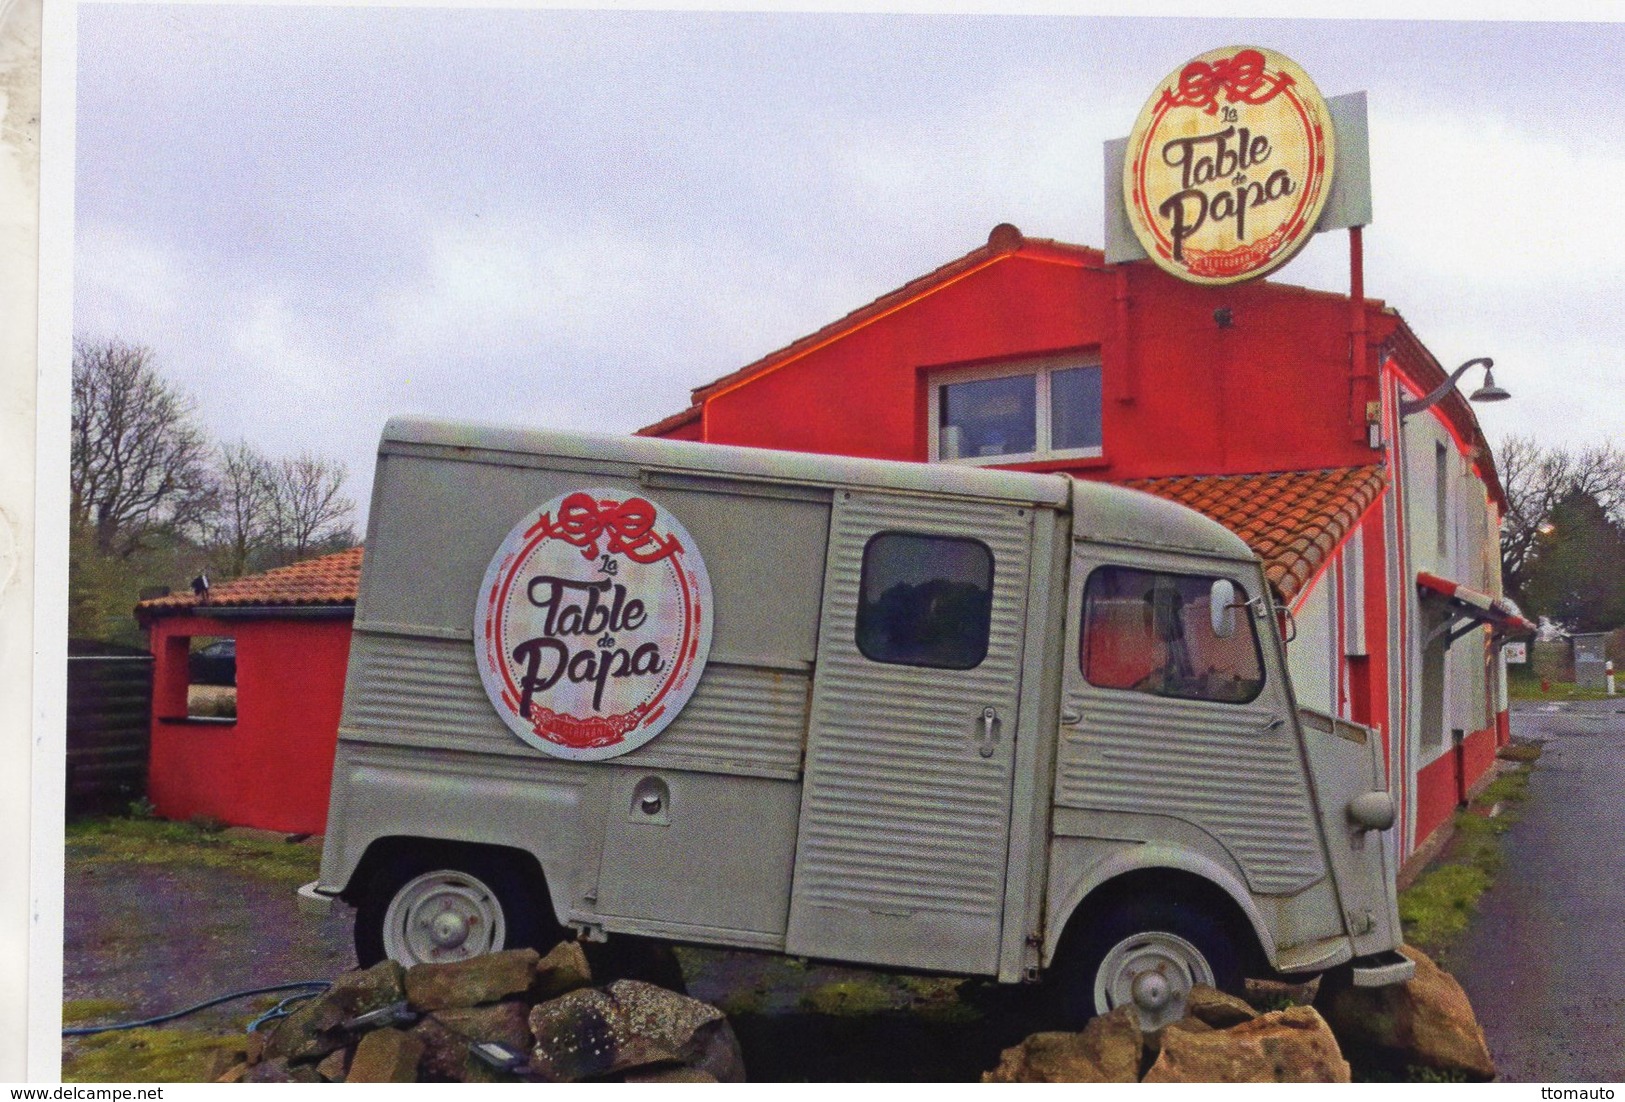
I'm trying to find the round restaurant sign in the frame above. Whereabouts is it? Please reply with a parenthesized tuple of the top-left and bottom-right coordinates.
(1123, 46, 1335, 285)
(476, 488, 713, 760)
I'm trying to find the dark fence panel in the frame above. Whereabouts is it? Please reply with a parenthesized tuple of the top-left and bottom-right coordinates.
(66, 640, 153, 817)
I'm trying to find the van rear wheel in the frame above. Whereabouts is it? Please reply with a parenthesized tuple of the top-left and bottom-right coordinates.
(1058, 899, 1245, 1030)
(354, 850, 556, 968)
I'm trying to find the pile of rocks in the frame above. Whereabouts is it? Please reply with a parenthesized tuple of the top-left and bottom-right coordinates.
(986, 946, 1495, 1083)
(214, 944, 745, 1083)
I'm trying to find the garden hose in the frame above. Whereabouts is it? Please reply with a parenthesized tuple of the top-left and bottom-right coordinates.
(62, 981, 333, 1037)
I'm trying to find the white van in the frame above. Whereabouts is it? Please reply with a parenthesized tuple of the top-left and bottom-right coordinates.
(300, 418, 1412, 1027)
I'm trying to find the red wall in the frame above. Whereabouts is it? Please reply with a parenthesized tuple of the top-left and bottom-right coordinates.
(147, 613, 352, 834)
(1413, 726, 1498, 845)
(694, 252, 1389, 481)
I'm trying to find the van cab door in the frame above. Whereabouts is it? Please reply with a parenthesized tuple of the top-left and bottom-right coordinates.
(785, 490, 1033, 974)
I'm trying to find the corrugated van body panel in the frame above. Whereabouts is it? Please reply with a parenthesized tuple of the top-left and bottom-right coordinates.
(1056, 690, 1324, 895)
(786, 490, 1033, 972)
(343, 632, 807, 779)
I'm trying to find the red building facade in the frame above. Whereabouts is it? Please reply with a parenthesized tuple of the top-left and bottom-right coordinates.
(137, 549, 360, 834)
(641, 224, 1523, 866)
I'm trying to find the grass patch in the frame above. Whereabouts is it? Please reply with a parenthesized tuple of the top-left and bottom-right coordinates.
(1397, 756, 1538, 956)
(65, 816, 319, 887)
(1506, 670, 1616, 701)
(800, 979, 898, 1017)
(62, 999, 132, 1026)
(62, 1027, 246, 1083)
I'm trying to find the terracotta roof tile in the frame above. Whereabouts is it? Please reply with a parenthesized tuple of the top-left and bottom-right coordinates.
(137, 547, 364, 616)
(1125, 467, 1387, 603)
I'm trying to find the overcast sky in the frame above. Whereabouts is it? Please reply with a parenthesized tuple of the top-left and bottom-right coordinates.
(72, 6, 1625, 533)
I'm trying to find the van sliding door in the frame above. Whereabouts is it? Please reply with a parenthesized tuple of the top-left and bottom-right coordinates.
(785, 489, 1032, 975)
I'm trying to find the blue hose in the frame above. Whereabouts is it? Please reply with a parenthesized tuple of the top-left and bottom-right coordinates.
(63, 981, 332, 1037)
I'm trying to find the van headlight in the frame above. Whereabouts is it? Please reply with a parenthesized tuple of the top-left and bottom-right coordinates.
(1347, 792, 1396, 831)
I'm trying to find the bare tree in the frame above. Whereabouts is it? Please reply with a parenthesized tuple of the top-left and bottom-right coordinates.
(207, 440, 277, 578)
(1497, 434, 1625, 606)
(71, 338, 213, 557)
(266, 453, 356, 564)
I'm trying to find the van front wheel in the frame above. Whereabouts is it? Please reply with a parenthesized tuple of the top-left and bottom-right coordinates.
(354, 852, 552, 968)
(1059, 901, 1244, 1031)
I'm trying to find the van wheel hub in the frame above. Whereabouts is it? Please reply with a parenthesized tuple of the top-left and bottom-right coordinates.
(383, 869, 507, 966)
(1095, 930, 1214, 1030)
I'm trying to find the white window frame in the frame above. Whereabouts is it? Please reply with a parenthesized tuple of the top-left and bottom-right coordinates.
(927, 352, 1104, 466)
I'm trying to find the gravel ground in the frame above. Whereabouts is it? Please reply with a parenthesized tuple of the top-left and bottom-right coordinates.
(60, 826, 1039, 1080)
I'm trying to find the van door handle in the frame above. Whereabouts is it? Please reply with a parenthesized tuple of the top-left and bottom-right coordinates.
(978, 706, 999, 758)
(1060, 708, 1082, 726)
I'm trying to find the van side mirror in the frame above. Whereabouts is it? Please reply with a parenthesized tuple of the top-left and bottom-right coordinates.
(1209, 579, 1237, 638)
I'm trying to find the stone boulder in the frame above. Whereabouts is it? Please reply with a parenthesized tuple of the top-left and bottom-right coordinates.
(1185, 984, 1258, 1028)
(405, 948, 541, 1012)
(1314, 945, 1495, 1080)
(533, 940, 594, 1001)
(411, 1000, 534, 1083)
(346, 1027, 424, 1083)
(528, 980, 746, 1082)
(1142, 1005, 1351, 1083)
(983, 1005, 1143, 1083)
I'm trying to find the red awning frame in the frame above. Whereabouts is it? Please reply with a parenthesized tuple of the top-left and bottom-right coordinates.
(1416, 571, 1536, 647)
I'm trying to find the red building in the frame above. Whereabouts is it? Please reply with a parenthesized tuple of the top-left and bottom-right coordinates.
(136, 548, 361, 834)
(640, 224, 1526, 868)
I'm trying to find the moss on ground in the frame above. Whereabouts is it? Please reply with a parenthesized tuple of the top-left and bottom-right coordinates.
(800, 978, 899, 1016)
(66, 816, 320, 887)
(61, 1027, 247, 1083)
(1397, 748, 1540, 956)
(62, 999, 132, 1026)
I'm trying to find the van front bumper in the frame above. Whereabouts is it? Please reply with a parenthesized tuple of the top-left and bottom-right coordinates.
(297, 880, 339, 916)
(1350, 949, 1416, 987)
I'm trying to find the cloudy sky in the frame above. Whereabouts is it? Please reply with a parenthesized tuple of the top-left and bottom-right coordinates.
(71, 6, 1625, 531)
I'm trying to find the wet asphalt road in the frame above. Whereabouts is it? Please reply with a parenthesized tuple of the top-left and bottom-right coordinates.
(1449, 698, 1625, 1083)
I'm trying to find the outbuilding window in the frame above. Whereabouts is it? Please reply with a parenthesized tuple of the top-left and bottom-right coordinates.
(930, 354, 1102, 464)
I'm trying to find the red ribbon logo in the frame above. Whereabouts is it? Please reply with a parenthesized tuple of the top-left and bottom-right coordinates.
(526, 492, 684, 564)
(1157, 49, 1294, 115)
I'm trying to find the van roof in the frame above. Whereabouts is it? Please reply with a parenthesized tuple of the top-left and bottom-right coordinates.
(382, 417, 1255, 562)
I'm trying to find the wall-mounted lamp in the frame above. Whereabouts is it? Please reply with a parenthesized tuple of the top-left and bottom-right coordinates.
(1398, 357, 1509, 418)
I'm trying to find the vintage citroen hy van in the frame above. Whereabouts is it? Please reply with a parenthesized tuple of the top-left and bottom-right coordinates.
(300, 417, 1413, 1027)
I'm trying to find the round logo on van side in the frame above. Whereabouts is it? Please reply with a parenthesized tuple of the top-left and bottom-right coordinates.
(475, 489, 713, 760)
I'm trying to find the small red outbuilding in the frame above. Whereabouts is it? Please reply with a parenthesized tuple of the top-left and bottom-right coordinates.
(136, 548, 361, 835)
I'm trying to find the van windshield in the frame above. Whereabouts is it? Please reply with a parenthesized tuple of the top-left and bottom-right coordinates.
(1081, 566, 1265, 704)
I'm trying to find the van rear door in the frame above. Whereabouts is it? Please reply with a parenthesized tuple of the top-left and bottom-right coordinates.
(784, 490, 1034, 974)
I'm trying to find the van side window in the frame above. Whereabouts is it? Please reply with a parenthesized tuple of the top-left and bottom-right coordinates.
(1081, 566, 1264, 704)
(856, 533, 993, 670)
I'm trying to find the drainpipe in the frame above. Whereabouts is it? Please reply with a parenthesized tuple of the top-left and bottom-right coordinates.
(1453, 728, 1468, 807)
(1348, 226, 1370, 443)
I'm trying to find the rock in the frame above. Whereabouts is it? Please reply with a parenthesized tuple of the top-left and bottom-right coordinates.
(213, 1061, 249, 1084)
(1142, 1006, 1351, 1083)
(406, 948, 541, 1011)
(626, 1067, 720, 1083)
(412, 1000, 534, 1083)
(982, 1006, 1142, 1083)
(1314, 945, 1495, 1081)
(1144, 1016, 1215, 1061)
(528, 981, 745, 1083)
(534, 940, 594, 1000)
(202, 1048, 242, 1082)
(243, 1057, 291, 1083)
(325, 960, 407, 1019)
(346, 1027, 425, 1083)
(1187, 984, 1258, 1028)
(243, 1032, 266, 1066)
(315, 1048, 350, 1082)
(260, 996, 347, 1064)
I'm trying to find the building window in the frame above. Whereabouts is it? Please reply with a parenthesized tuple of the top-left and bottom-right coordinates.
(855, 532, 993, 670)
(931, 354, 1103, 464)
(1081, 566, 1265, 704)
(162, 634, 238, 723)
(1435, 441, 1450, 557)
